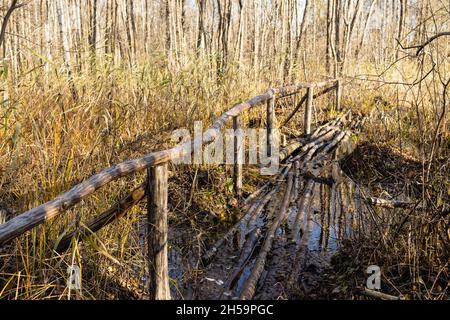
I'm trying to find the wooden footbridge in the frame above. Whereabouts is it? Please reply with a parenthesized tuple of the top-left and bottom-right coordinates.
(0, 78, 373, 300)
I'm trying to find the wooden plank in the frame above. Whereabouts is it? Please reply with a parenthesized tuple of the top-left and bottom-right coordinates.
(147, 163, 170, 300)
(233, 115, 243, 197)
(304, 87, 314, 135)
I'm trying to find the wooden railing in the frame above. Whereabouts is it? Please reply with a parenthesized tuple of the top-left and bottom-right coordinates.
(0, 78, 343, 299)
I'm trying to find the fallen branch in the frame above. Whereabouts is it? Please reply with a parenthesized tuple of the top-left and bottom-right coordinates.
(365, 197, 417, 209)
(356, 287, 403, 300)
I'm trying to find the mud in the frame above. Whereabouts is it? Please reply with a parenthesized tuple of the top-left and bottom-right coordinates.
(192, 157, 377, 300)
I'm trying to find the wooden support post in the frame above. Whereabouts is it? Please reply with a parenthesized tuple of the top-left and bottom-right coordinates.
(147, 163, 171, 300)
(335, 79, 342, 112)
(304, 87, 313, 135)
(267, 96, 276, 157)
(233, 115, 243, 197)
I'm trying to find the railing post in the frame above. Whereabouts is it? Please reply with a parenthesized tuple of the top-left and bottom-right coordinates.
(267, 94, 276, 157)
(233, 115, 243, 197)
(147, 163, 171, 300)
(304, 87, 313, 135)
(335, 79, 342, 112)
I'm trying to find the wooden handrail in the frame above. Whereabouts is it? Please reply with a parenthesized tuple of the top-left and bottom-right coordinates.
(0, 80, 340, 246)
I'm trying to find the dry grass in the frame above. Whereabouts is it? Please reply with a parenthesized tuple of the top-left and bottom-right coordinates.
(0, 56, 270, 299)
(0, 55, 448, 300)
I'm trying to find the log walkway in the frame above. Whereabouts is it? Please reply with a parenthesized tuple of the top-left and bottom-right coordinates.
(0, 78, 379, 300)
(198, 110, 372, 299)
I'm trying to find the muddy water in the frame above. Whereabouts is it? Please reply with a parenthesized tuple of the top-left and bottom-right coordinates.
(157, 132, 386, 300)
(183, 130, 377, 300)
(191, 159, 374, 300)
(257, 166, 370, 299)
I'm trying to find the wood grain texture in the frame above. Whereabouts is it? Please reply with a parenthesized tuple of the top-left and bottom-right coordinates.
(266, 95, 276, 158)
(304, 87, 314, 135)
(233, 115, 243, 197)
(240, 171, 294, 300)
(147, 163, 170, 300)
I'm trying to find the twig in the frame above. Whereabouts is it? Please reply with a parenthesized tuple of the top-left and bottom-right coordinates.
(356, 287, 403, 300)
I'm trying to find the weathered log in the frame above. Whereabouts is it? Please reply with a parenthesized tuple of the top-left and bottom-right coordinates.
(202, 197, 266, 264)
(240, 171, 294, 300)
(309, 131, 350, 166)
(365, 197, 417, 209)
(203, 166, 291, 263)
(279, 138, 304, 162)
(233, 115, 243, 197)
(267, 96, 276, 158)
(356, 287, 403, 300)
(292, 161, 301, 203)
(291, 180, 315, 244)
(288, 127, 340, 163)
(302, 130, 342, 164)
(147, 163, 171, 300)
(225, 228, 262, 294)
(225, 169, 289, 296)
(304, 87, 314, 135)
(244, 184, 269, 207)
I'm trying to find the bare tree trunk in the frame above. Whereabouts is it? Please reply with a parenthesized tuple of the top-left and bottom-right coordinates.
(216, 0, 232, 80)
(293, 0, 310, 75)
(355, 0, 377, 59)
(395, 0, 406, 59)
(163, 0, 171, 59)
(326, 0, 333, 74)
(125, 0, 136, 65)
(342, 0, 362, 72)
(196, 0, 206, 56)
(334, 0, 342, 76)
(0, 0, 22, 51)
(88, 0, 98, 71)
(56, 0, 77, 100)
(234, 0, 244, 68)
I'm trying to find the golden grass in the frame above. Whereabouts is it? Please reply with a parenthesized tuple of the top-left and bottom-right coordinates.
(0, 55, 448, 300)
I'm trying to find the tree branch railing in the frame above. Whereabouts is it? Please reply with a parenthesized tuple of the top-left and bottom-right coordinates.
(0, 78, 343, 300)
